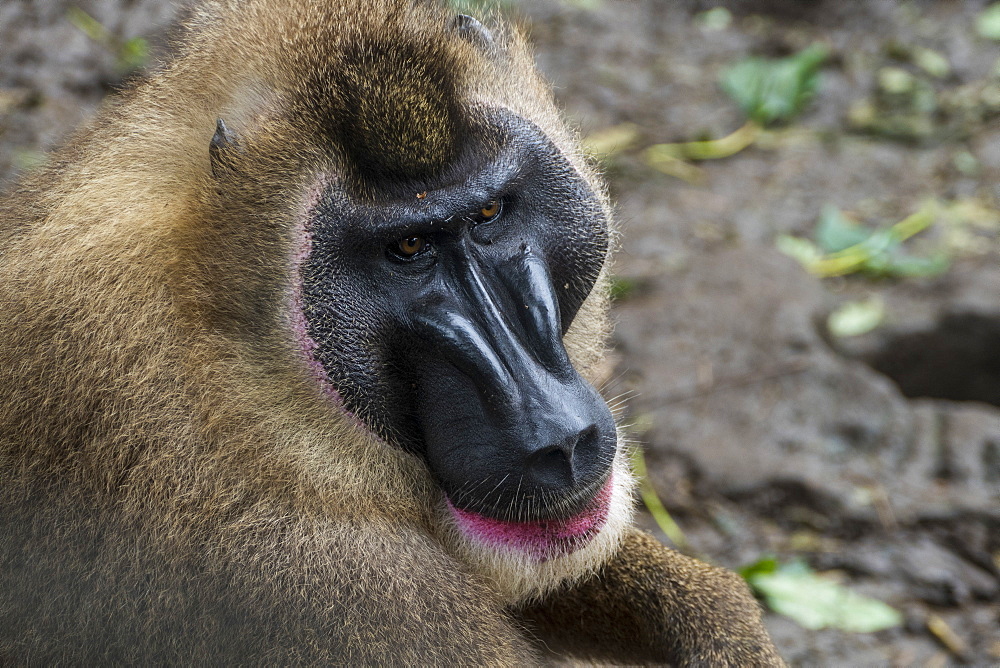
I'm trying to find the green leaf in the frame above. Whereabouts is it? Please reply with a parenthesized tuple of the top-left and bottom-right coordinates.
(67, 9, 149, 73)
(828, 298, 884, 337)
(720, 44, 828, 126)
(696, 7, 732, 31)
(609, 275, 640, 302)
(882, 252, 950, 278)
(118, 37, 149, 72)
(746, 560, 903, 632)
(856, 228, 899, 257)
(815, 205, 871, 253)
(780, 202, 950, 279)
(877, 67, 915, 95)
(738, 555, 779, 580)
(11, 149, 48, 172)
(775, 234, 822, 267)
(912, 47, 950, 79)
(978, 3, 1000, 41)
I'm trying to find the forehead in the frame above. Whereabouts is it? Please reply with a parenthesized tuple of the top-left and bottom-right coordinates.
(327, 40, 467, 181)
(282, 15, 487, 188)
(310, 107, 546, 219)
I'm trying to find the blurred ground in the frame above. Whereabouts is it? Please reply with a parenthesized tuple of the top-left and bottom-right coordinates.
(2, 0, 999, 664)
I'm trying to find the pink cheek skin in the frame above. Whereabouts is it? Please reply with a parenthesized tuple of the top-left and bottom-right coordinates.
(447, 476, 614, 562)
(289, 178, 359, 424)
(290, 285, 345, 407)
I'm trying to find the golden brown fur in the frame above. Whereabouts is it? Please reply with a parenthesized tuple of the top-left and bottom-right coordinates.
(0, 0, 781, 663)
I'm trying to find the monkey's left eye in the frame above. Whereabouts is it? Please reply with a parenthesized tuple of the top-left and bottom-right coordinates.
(473, 199, 502, 223)
(394, 235, 427, 258)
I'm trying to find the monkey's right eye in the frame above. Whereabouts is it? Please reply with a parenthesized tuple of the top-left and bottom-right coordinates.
(393, 235, 427, 259)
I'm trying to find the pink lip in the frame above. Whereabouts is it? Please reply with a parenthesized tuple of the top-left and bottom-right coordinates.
(446, 477, 614, 562)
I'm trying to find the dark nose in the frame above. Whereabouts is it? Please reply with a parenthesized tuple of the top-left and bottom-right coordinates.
(525, 423, 600, 488)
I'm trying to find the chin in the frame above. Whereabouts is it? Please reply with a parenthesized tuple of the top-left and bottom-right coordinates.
(434, 445, 636, 606)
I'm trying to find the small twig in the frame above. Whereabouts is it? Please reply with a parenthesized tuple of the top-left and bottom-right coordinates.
(645, 120, 761, 162)
(630, 447, 688, 549)
(926, 614, 968, 660)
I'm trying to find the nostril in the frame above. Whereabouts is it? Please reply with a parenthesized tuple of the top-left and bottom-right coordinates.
(541, 446, 568, 469)
(526, 444, 573, 488)
(525, 424, 599, 488)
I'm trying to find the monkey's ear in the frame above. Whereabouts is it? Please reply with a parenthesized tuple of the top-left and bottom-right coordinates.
(209, 118, 240, 177)
(451, 14, 496, 51)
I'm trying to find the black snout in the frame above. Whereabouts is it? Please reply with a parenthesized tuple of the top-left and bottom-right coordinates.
(411, 246, 617, 521)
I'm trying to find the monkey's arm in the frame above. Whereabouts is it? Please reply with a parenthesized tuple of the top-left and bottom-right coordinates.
(518, 528, 783, 666)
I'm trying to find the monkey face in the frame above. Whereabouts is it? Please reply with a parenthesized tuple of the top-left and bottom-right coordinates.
(298, 109, 619, 561)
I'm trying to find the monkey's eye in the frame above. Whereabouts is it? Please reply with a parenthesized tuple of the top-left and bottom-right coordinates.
(395, 235, 427, 258)
(473, 199, 502, 223)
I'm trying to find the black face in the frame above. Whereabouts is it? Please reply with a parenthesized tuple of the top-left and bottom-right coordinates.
(300, 109, 617, 522)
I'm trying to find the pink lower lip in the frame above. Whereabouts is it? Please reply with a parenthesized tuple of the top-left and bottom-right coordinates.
(446, 477, 614, 562)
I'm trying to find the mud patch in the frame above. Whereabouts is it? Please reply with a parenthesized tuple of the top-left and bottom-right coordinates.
(864, 312, 1000, 407)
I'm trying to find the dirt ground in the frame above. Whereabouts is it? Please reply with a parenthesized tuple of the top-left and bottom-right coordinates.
(2, 1, 998, 664)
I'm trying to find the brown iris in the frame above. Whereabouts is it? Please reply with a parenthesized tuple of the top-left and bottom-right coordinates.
(397, 235, 425, 257)
(479, 199, 501, 220)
